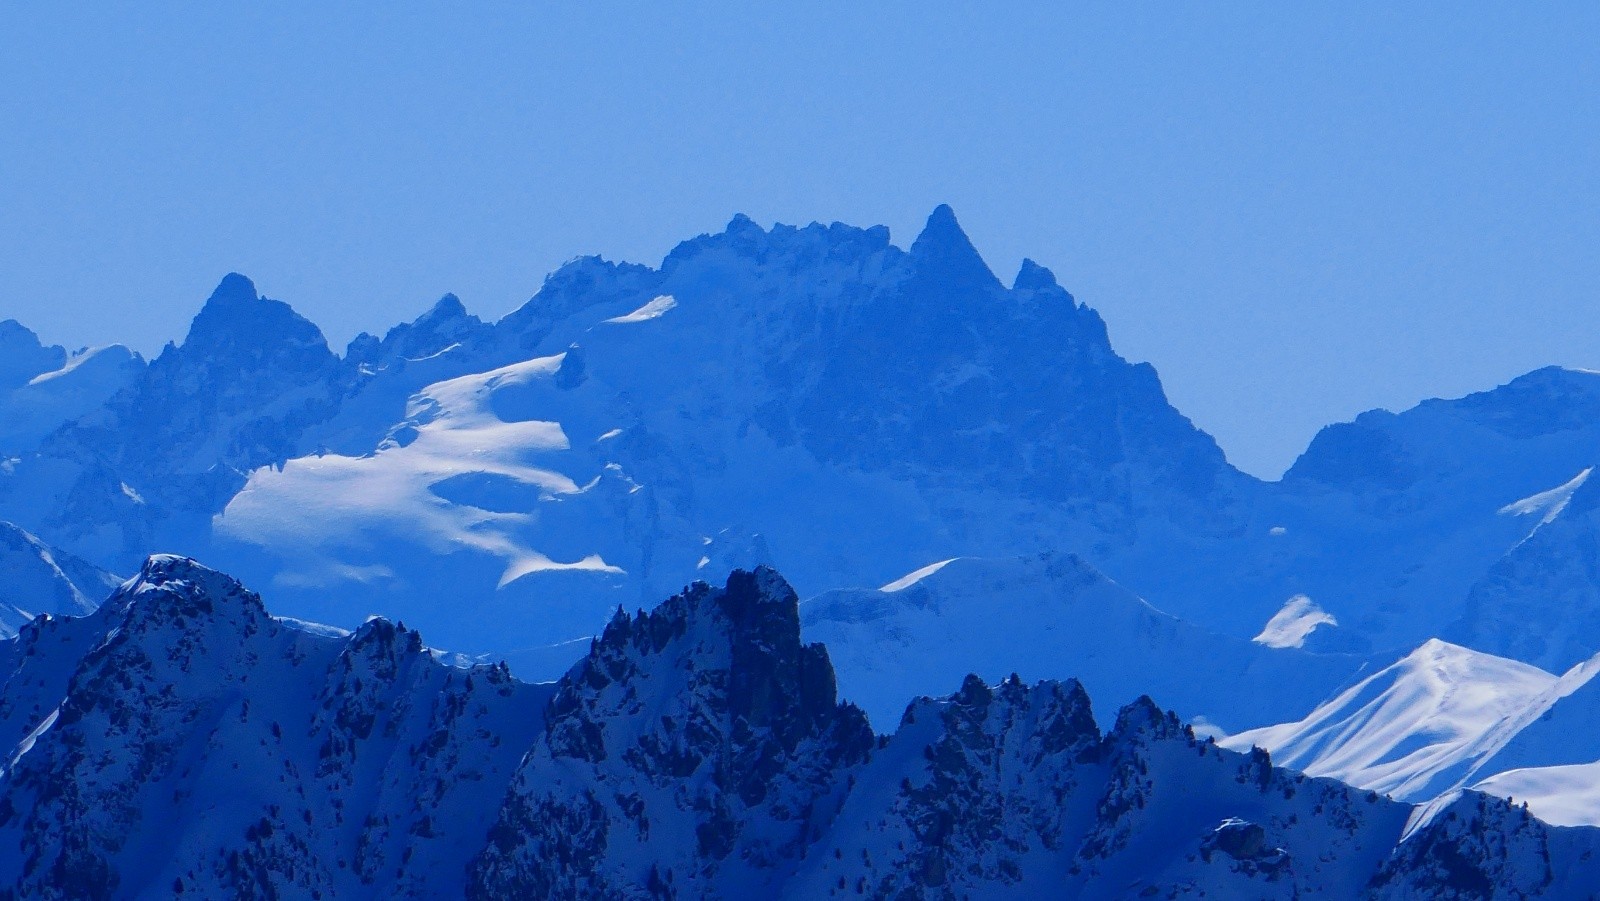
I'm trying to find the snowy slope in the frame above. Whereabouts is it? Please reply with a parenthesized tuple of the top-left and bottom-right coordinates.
(1447, 467, 1600, 672)
(1471, 763, 1600, 827)
(1224, 639, 1559, 800)
(801, 553, 1377, 733)
(1444, 652, 1600, 826)
(1227, 637, 1600, 828)
(0, 345, 145, 456)
(0, 523, 120, 639)
(1465, 652, 1600, 778)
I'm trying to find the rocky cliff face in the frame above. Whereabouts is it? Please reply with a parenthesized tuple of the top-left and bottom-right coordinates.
(2, 561, 1594, 899)
(469, 568, 876, 897)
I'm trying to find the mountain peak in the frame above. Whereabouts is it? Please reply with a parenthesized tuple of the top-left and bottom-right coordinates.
(549, 567, 869, 766)
(1111, 695, 1183, 742)
(428, 293, 467, 320)
(208, 272, 259, 305)
(1013, 258, 1060, 292)
(107, 554, 271, 640)
(1443, 365, 1600, 439)
(180, 273, 331, 360)
(724, 212, 764, 236)
(908, 204, 1001, 292)
(352, 293, 487, 368)
(0, 319, 67, 389)
(911, 203, 968, 250)
(580, 567, 810, 683)
(923, 201, 960, 231)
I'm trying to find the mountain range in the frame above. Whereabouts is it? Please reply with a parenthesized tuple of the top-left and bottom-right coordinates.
(5, 557, 1595, 899)
(4, 207, 1600, 893)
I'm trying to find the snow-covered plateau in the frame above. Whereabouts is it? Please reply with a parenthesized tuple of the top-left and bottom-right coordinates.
(4, 207, 1600, 894)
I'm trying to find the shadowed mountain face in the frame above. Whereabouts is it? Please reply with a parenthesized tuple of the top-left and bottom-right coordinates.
(1, 559, 1593, 900)
(0, 556, 549, 900)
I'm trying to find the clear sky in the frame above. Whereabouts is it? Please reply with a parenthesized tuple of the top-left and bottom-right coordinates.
(2, 4, 1596, 477)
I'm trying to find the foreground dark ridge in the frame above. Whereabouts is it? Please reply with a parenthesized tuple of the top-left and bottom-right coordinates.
(0, 557, 1595, 899)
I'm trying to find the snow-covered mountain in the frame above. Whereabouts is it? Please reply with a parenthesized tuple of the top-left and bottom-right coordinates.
(1447, 463, 1600, 672)
(1224, 640, 1561, 799)
(0, 211, 1242, 669)
(1253, 366, 1600, 662)
(0, 274, 345, 565)
(1225, 637, 1600, 829)
(191, 206, 1257, 669)
(801, 553, 1381, 733)
(0, 322, 144, 458)
(3, 558, 1595, 899)
(0, 555, 549, 899)
(8, 207, 1600, 872)
(2, 209, 1598, 690)
(0, 523, 119, 639)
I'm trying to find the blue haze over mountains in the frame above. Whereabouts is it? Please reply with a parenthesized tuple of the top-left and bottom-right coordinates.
(6, 209, 1600, 882)
(1, 206, 1594, 675)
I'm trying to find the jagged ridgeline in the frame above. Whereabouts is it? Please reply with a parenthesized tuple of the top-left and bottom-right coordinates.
(8, 206, 1600, 697)
(0, 559, 1594, 899)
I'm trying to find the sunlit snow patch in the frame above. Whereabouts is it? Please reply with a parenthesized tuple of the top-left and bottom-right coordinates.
(273, 616, 352, 639)
(1471, 761, 1600, 827)
(1228, 639, 1560, 802)
(499, 552, 623, 589)
(26, 345, 120, 385)
(603, 294, 677, 324)
(879, 558, 959, 592)
(1252, 595, 1336, 649)
(1499, 467, 1591, 528)
(5, 705, 60, 774)
(218, 353, 625, 594)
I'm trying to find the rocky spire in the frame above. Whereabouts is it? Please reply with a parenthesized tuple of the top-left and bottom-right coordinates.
(1013, 257, 1061, 292)
(907, 203, 1001, 294)
(181, 273, 333, 361)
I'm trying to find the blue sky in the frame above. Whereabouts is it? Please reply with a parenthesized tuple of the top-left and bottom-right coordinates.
(2, 4, 1596, 477)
